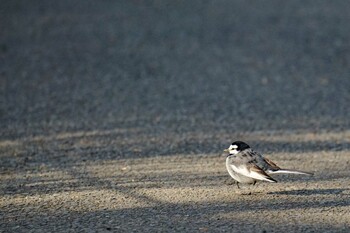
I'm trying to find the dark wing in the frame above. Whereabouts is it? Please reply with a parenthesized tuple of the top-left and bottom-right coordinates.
(230, 149, 278, 182)
(245, 149, 282, 172)
(264, 157, 281, 171)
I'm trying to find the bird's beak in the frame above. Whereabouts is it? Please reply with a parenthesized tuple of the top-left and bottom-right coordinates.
(223, 148, 229, 152)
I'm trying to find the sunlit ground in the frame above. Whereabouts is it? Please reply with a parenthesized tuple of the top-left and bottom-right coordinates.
(1, 129, 349, 232)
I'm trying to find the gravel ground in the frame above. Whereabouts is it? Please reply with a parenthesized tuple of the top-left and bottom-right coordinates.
(1, 0, 350, 232)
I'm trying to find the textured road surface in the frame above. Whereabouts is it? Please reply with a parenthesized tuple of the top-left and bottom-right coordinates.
(1, 1, 350, 232)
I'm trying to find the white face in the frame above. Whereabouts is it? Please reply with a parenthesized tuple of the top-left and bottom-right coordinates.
(228, 144, 239, 154)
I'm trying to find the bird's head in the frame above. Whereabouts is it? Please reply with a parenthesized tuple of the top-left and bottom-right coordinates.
(224, 141, 250, 155)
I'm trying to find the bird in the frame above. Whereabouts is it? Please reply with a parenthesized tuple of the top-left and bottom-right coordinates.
(224, 141, 313, 188)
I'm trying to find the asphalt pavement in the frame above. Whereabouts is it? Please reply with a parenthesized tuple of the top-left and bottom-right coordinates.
(1, 1, 350, 232)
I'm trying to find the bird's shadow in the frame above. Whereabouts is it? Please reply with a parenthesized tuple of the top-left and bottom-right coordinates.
(268, 188, 349, 196)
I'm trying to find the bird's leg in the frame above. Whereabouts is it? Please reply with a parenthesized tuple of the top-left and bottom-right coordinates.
(236, 182, 240, 189)
(251, 180, 261, 194)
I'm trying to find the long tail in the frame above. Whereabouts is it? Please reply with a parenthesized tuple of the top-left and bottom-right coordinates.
(268, 169, 313, 176)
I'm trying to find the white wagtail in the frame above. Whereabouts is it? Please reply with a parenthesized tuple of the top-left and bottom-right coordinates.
(224, 141, 313, 188)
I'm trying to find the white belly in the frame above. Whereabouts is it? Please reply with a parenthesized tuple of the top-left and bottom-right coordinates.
(226, 158, 255, 184)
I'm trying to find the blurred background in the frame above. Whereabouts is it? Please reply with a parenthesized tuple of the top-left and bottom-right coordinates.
(2, 0, 349, 142)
